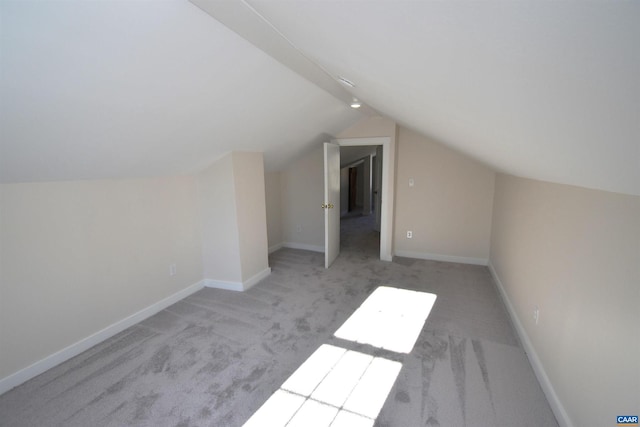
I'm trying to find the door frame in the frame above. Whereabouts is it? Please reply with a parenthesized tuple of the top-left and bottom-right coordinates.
(332, 137, 394, 261)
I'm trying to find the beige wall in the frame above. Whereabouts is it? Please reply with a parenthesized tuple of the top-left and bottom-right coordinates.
(197, 153, 242, 282)
(281, 117, 493, 263)
(394, 127, 495, 263)
(0, 177, 203, 379)
(281, 145, 325, 251)
(489, 174, 640, 427)
(198, 152, 270, 284)
(1, 151, 271, 387)
(264, 171, 283, 251)
(337, 115, 397, 140)
(232, 152, 269, 281)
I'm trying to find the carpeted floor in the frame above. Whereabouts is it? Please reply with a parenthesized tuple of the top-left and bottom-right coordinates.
(0, 214, 558, 427)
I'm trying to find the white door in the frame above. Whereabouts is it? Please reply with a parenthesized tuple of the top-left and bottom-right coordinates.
(324, 142, 340, 268)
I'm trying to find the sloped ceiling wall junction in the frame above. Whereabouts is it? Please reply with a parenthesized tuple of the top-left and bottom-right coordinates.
(1, 0, 638, 196)
(242, 0, 640, 196)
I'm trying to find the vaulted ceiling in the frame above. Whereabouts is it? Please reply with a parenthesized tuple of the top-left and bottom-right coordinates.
(0, 1, 362, 182)
(2, 1, 638, 196)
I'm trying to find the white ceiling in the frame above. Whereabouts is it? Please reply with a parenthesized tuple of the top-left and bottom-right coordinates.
(245, 0, 639, 196)
(2, 1, 638, 196)
(0, 1, 362, 183)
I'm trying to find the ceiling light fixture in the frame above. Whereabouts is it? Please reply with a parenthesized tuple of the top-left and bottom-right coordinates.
(350, 99, 362, 109)
(337, 76, 356, 88)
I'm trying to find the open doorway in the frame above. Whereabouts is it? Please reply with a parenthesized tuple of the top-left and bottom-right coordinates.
(323, 137, 394, 265)
(339, 145, 380, 256)
(329, 137, 394, 263)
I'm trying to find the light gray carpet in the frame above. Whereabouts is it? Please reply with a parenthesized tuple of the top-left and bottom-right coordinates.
(0, 214, 558, 427)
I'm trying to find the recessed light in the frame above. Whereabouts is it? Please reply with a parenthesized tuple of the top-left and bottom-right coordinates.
(350, 99, 362, 109)
(337, 76, 356, 88)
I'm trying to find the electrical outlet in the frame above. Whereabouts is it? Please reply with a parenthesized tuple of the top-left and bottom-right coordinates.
(295, 224, 302, 232)
(407, 230, 413, 239)
(533, 306, 539, 325)
(409, 178, 415, 188)
(169, 264, 177, 276)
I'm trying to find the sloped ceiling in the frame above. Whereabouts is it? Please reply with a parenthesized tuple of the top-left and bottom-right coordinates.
(244, 0, 639, 196)
(0, 0, 362, 183)
(2, 1, 638, 196)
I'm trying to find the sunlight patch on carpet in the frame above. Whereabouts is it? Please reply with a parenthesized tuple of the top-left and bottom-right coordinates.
(334, 286, 437, 353)
(244, 286, 435, 426)
(243, 344, 401, 427)
(242, 390, 305, 427)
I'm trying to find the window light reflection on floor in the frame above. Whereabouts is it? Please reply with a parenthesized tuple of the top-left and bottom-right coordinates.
(243, 286, 436, 427)
(334, 286, 437, 353)
(243, 390, 305, 427)
(243, 344, 402, 427)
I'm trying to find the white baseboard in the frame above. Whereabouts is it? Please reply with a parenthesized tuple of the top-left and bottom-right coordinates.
(268, 243, 284, 254)
(487, 262, 573, 427)
(204, 267, 271, 292)
(243, 267, 271, 291)
(281, 242, 325, 253)
(204, 278, 244, 291)
(394, 250, 488, 266)
(0, 280, 205, 396)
